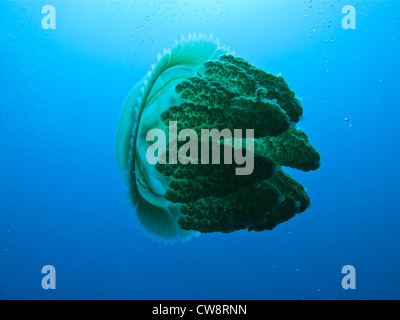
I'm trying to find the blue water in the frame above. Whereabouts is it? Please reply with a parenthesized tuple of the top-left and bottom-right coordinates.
(1, 0, 399, 300)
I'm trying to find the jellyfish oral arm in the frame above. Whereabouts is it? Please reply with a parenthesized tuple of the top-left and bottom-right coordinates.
(145, 121, 255, 175)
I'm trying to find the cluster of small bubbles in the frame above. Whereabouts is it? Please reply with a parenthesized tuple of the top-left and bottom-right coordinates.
(324, 37, 335, 44)
(303, 0, 337, 36)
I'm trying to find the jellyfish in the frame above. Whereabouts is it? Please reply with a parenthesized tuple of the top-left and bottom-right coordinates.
(115, 34, 320, 240)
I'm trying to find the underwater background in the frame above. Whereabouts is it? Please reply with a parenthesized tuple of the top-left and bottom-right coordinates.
(1, 0, 399, 300)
